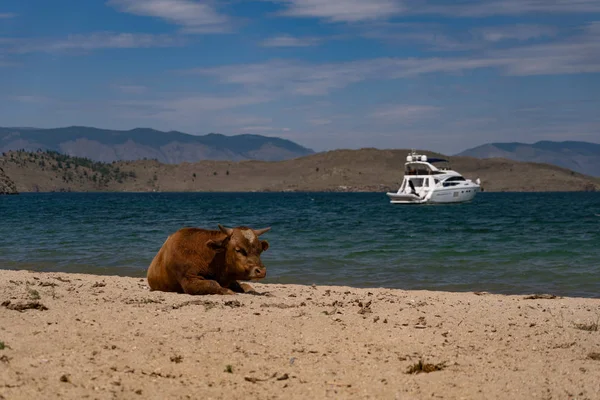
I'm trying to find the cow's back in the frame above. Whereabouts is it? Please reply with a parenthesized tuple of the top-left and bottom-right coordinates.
(147, 234, 180, 292)
(146, 228, 219, 292)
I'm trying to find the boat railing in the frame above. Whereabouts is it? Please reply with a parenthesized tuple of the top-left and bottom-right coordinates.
(405, 170, 427, 176)
(405, 169, 445, 175)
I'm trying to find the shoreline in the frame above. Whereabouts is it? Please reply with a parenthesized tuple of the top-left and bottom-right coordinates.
(6, 189, 600, 194)
(2, 267, 598, 300)
(3, 148, 600, 194)
(1, 269, 599, 399)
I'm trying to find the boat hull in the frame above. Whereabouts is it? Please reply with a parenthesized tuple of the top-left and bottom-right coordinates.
(385, 192, 425, 204)
(427, 186, 479, 204)
(387, 185, 479, 204)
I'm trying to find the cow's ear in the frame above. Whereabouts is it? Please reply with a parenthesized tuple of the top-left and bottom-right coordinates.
(261, 240, 269, 252)
(207, 239, 225, 252)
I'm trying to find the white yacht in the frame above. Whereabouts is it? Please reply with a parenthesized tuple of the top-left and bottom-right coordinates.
(386, 151, 481, 204)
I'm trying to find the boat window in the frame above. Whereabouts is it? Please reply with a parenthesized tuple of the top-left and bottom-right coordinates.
(410, 178, 424, 187)
(405, 164, 432, 175)
(445, 176, 466, 182)
(423, 178, 429, 187)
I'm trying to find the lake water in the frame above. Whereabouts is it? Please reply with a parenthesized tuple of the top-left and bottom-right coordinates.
(1, 192, 599, 298)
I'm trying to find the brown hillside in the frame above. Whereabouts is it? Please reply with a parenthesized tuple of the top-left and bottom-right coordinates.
(0, 166, 18, 194)
(1, 149, 599, 193)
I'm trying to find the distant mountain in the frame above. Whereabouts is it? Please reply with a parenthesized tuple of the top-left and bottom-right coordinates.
(2, 148, 599, 193)
(0, 126, 314, 163)
(456, 141, 600, 177)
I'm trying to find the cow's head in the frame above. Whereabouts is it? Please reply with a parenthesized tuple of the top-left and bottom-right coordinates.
(207, 224, 270, 281)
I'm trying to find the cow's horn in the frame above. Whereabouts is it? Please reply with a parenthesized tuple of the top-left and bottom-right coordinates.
(218, 224, 233, 236)
(254, 227, 271, 236)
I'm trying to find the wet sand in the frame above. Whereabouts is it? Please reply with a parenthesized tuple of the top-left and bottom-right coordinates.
(1, 269, 599, 399)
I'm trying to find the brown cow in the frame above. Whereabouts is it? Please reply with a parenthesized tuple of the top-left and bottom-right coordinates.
(147, 224, 271, 295)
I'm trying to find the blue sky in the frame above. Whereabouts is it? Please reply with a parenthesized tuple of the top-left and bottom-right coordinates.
(1, 0, 599, 154)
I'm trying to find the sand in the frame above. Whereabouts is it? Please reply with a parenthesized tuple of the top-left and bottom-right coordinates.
(0, 269, 599, 400)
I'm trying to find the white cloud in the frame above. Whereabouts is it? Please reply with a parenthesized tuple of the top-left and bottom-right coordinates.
(413, 0, 600, 17)
(97, 93, 274, 132)
(370, 104, 441, 120)
(116, 94, 272, 121)
(187, 59, 381, 95)
(359, 21, 558, 52)
(12, 32, 185, 53)
(492, 24, 600, 75)
(0, 59, 16, 67)
(187, 21, 600, 96)
(266, 0, 600, 23)
(111, 85, 149, 94)
(260, 34, 320, 47)
(583, 20, 600, 39)
(264, 0, 600, 25)
(107, 0, 230, 33)
(12, 95, 53, 104)
(362, 27, 481, 51)
(271, 0, 403, 22)
(0, 12, 17, 18)
(0, 92, 279, 136)
(308, 118, 332, 125)
(169, 95, 271, 111)
(475, 24, 557, 42)
(239, 125, 286, 132)
(219, 115, 274, 126)
(282, 101, 332, 112)
(188, 57, 493, 96)
(447, 117, 499, 129)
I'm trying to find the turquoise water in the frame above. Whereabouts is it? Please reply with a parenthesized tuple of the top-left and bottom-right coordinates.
(1, 192, 599, 298)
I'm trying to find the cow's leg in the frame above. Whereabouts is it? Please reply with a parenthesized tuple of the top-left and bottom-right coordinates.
(228, 281, 256, 293)
(180, 275, 235, 295)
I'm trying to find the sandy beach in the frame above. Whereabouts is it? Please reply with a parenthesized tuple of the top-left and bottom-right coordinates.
(0, 269, 598, 400)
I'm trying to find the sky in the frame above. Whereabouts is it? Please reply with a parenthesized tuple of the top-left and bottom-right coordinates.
(1, 0, 599, 154)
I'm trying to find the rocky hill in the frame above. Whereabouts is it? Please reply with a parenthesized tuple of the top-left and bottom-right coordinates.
(2, 149, 599, 193)
(0, 126, 314, 164)
(0, 166, 18, 195)
(457, 141, 600, 177)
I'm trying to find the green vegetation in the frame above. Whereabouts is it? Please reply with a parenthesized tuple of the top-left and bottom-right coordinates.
(27, 287, 41, 300)
(2, 150, 138, 187)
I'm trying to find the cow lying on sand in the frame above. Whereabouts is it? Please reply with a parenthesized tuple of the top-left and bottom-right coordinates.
(147, 224, 270, 295)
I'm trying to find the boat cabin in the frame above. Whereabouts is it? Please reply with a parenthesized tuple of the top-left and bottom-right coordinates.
(404, 153, 452, 176)
(398, 174, 468, 194)
(398, 175, 435, 193)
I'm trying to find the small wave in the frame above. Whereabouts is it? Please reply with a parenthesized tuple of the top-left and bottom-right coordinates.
(2, 192, 600, 298)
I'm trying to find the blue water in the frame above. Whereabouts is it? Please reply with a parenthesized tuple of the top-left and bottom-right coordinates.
(1, 192, 599, 298)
